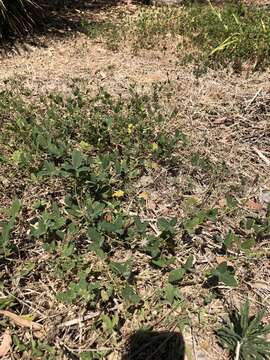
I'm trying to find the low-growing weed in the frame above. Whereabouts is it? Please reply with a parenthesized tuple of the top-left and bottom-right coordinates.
(0, 199, 21, 254)
(1, 84, 269, 358)
(217, 300, 270, 359)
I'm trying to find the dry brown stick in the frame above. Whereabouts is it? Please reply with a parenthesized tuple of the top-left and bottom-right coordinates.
(253, 147, 270, 166)
(245, 88, 262, 110)
(58, 311, 100, 328)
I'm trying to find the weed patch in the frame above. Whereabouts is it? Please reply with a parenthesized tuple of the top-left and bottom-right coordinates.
(0, 85, 270, 358)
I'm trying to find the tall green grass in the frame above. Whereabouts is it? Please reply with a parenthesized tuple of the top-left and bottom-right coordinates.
(179, 2, 270, 71)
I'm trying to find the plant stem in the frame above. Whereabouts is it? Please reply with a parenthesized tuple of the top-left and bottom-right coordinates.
(234, 341, 241, 360)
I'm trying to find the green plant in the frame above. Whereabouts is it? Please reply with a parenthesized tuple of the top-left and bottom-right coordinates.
(168, 255, 194, 284)
(210, 261, 238, 287)
(180, 2, 270, 70)
(0, 198, 21, 253)
(2, 80, 269, 358)
(217, 300, 270, 359)
(183, 208, 217, 235)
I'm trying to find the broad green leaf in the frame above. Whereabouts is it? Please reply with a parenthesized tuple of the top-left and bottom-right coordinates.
(56, 289, 77, 304)
(164, 283, 175, 305)
(134, 217, 148, 233)
(109, 258, 133, 280)
(143, 235, 161, 258)
(80, 141, 92, 152)
(39, 160, 58, 177)
(99, 221, 118, 233)
(9, 199, 22, 218)
(223, 230, 235, 249)
(88, 243, 106, 259)
(30, 220, 47, 238)
(213, 262, 237, 287)
(101, 313, 118, 332)
(207, 208, 218, 222)
(157, 218, 170, 231)
(218, 272, 238, 287)
(0, 222, 13, 247)
(241, 238, 255, 251)
(99, 218, 124, 234)
(10, 150, 23, 164)
(87, 227, 104, 246)
(184, 211, 207, 235)
(152, 257, 175, 268)
(71, 150, 83, 169)
(183, 255, 194, 271)
(168, 268, 186, 284)
(61, 243, 74, 257)
(122, 285, 141, 304)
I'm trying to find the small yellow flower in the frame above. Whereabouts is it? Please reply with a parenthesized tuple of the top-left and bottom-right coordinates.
(152, 143, 158, 151)
(112, 190, 125, 198)
(128, 124, 134, 135)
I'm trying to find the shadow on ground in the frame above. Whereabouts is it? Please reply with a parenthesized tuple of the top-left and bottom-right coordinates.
(37, 0, 121, 37)
(1, 0, 124, 52)
(122, 330, 185, 360)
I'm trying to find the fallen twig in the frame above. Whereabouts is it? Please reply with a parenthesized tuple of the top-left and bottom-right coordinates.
(0, 330, 12, 357)
(58, 312, 100, 328)
(245, 88, 262, 110)
(253, 147, 270, 166)
(0, 310, 42, 331)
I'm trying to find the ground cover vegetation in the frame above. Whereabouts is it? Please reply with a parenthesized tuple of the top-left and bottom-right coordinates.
(0, 0, 270, 359)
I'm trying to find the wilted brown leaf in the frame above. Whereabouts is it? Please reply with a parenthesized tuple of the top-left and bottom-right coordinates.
(147, 199, 157, 211)
(215, 256, 234, 267)
(0, 330, 12, 357)
(107, 351, 119, 360)
(104, 213, 113, 222)
(218, 198, 227, 208)
(138, 191, 149, 200)
(252, 280, 269, 290)
(261, 190, 270, 205)
(0, 310, 42, 331)
(246, 199, 263, 212)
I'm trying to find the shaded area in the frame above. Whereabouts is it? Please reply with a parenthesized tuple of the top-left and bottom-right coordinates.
(0, 0, 124, 51)
(37, 0, 122, 38)
(122, 330, 185, 360)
